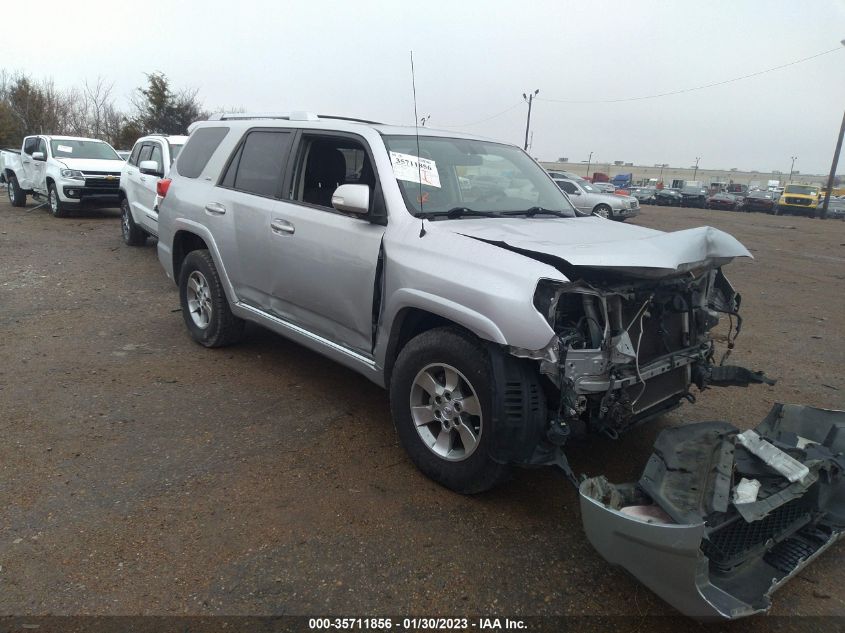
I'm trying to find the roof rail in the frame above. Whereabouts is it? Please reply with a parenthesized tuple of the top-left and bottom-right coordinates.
(206, 112, 382, 125)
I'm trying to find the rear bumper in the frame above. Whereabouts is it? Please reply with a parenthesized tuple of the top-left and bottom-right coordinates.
(579, 404, 845, 620)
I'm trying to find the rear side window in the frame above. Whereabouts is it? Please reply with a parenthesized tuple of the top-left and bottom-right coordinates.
(220, 130, 292, 198)
(150, 144, 163, 170)
(176, 127, 229, 179)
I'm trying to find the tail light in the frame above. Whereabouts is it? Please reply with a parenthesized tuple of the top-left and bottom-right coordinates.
(156, 178, 172, 198)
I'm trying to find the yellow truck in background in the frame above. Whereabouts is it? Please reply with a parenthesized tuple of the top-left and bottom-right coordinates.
(774, 183, 821, 216)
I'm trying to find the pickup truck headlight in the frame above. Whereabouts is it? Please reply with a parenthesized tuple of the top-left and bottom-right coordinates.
(60, 169, 85, 180)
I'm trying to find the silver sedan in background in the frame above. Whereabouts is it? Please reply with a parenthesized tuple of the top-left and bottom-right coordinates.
(553, 178, 640, 221)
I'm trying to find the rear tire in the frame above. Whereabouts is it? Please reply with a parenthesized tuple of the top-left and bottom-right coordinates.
(48, 182, 67, 217)
(389, 327, 510, 494)
(178, 250, 245, 348)
(121, 198, 147, 246)
(7, 175, 26, 207)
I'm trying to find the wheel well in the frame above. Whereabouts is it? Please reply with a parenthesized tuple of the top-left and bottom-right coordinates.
(46, 176, 55, 188)
(172, 231, 209, 281)
(383, 308, 459, 387)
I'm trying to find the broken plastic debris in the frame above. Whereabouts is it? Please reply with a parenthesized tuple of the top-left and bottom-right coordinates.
(732, 477, 761, 505)
(620, 505, 674, 524)
(736, 430, 809, 483)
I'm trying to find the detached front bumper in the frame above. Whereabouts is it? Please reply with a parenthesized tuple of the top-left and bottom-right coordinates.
(579, 403, 845, 620)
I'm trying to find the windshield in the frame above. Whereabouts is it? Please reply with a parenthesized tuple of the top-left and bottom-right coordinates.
(50, 140, 121, 161)
(784, 185, 819, 195)
(382, 135, 576, 217)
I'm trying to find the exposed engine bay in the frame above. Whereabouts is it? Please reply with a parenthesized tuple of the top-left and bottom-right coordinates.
(524, 266, 772, 444)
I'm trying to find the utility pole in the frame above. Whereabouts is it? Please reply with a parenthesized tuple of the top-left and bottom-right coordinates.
(586, 151, 593, 178)
(788, 156, 798, 182)
(820, 40, 845, 219)
(820, 109, 845, 220)
(523, 89, 539, 151)
(693, 156, 701, 181)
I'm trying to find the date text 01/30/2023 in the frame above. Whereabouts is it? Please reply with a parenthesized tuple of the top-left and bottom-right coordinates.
(308, 617, 527, 630)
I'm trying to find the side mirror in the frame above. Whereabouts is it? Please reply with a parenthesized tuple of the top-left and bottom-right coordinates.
(139, 160, 163, 177)
(32, 151, 46, 161)
(331, 184, 370, 215)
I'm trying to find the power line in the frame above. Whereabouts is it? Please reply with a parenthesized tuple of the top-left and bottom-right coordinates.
(437, 101, 524, 128)
(536, 46, 844, 104)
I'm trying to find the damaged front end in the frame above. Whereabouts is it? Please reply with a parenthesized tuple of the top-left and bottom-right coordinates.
(580, 404, 845, 619)
(526, 266, 770, 442)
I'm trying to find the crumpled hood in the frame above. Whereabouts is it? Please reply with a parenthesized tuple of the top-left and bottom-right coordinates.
(435, 216, 751, 278)
(56, 158, 123, 173)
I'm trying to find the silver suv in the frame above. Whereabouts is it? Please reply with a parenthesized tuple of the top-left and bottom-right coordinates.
(155, 110, 758, 489)
(153, 113, 845, 619)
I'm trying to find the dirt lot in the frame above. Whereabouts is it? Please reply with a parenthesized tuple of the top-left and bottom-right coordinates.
(1, 197, 844, 624)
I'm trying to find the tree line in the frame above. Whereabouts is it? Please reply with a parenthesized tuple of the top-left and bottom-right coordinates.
(0, 71, 209, 150)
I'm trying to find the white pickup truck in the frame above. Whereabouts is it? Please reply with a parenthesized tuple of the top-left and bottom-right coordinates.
(1, 135, 124, 217)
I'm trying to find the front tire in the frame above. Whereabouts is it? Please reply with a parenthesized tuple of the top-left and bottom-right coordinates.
(389, 327, 510, 494)
(121, 198, 147, 246)
(593, 204, 612, 219)
(178, 250, 245, 348)
(7, 175, 26, 207)
(48, 182, 67, 217)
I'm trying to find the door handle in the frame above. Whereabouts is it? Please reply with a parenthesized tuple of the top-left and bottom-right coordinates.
(204, 202, 227, 216)
(128, 170, 136, 176)
(270, 219, 295, 235)
(139, 176, 147, 182)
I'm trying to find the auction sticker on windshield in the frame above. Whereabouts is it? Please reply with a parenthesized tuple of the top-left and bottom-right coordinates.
(57, 145, 73, 153)
(389, 151, 441, 188)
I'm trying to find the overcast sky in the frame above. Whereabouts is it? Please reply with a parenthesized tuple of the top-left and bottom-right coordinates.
(3, 0, 844, 174)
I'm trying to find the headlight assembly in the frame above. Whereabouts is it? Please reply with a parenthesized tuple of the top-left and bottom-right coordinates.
(60, 169, 85, 180)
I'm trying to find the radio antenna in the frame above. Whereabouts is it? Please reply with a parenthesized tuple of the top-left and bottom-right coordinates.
(410, 50, 426, 237)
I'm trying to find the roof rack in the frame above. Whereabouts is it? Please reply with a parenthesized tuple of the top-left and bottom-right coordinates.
(207, 112, 382, 125)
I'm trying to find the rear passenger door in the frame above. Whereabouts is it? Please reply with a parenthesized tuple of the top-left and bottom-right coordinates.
(213, 128, 295, 310)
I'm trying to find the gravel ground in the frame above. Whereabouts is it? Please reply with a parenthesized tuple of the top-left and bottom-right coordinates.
(0, 197, 843, 626)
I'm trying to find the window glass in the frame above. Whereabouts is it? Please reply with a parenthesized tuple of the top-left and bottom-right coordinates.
(558, 180, 578, 194)
(176, 127, 229, 179)
(220, 144, 243, 189)
(150, 144, 163, 170)
(138, 144, 153, 164)
(50, 140, 121, 160)
(37, 139, 47, 155)
(23, 138, 38, 155)
(128, 143, 142, 166)
(168, 143, 184, 163)
(293, 136, 375, 209)
(382, 135, 574, 216)
(229, 131, 292, 197)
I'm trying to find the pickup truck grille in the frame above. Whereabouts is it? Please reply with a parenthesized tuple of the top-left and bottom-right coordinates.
(83, 171, 120, 190)
(785, 197, 812, 206)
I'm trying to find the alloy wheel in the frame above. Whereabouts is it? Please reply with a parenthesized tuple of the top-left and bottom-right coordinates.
(186, 270, 212, 329)
(409, 363, 482, 462)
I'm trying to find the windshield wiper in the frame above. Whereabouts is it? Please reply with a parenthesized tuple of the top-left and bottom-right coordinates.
(502, 206, 570, 218)
(417, 207, 502, 220)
